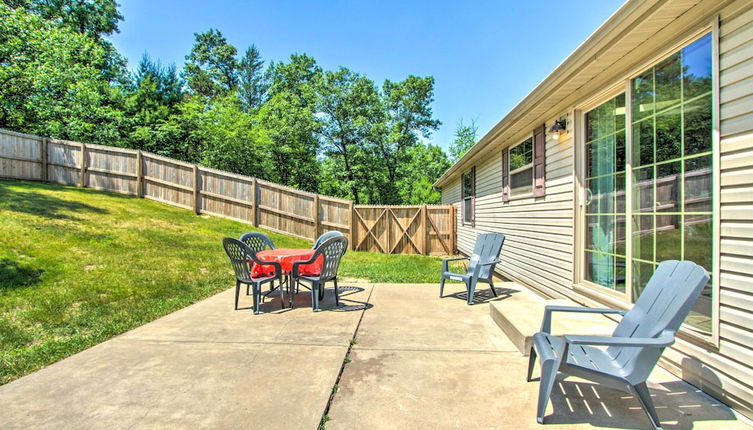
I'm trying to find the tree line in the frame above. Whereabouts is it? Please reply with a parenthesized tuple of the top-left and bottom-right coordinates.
(0, 1, 477, 204)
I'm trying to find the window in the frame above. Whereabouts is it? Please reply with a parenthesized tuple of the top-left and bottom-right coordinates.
(509, 138, 533, 196)
(580, 33, 714, 334)
(630, 33, 713, 332)
(584, 93, 627, 293)
(462, 167, 475, 225)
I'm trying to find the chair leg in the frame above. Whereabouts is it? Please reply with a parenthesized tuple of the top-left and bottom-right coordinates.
(334, 278, 339, 306)
(632, 382, 662, 430)
(234, 280, 241, 310)
(312, 282, 320, 312)
(527, 347, 537, 382)
(536, 358, 559, 424)
(318, 282, 325, 301)
(439, 276, 446, 298)
(489, 279, 498, 297)
(252, 284, 261, 315)
(279, 279, 285, 309)
(467, 279, 477, 305)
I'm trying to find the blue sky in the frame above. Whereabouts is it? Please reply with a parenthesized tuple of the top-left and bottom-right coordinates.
(109, 0, 625, 150)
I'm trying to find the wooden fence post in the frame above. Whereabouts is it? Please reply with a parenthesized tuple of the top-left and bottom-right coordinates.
(193, 165, 200, 215)
(451, 205, 457, 254)
(252, 178, 259, 227)
(40, 137, 48, 182)
(349, 201, 356, 251)
(313, 194, 320, 240)
(79, 143, 87, 187)
(423, 204, 429, 255)
(135, 150, 143, 197)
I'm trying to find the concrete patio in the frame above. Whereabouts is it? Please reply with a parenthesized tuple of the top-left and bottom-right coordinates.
(0, 281, 748, 429)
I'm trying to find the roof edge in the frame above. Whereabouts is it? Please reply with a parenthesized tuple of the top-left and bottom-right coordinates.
(434, 0, 643, 188)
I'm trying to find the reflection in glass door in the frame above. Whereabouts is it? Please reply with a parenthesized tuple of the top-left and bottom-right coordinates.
(630, 33, 713, 332)
(582, 33, 714, 333)
(584, 94, 627, 293)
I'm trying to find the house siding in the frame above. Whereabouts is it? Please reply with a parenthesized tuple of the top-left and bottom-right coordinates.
(663, 0, 753, 417)
(439, 0, 753, 419)
(445, 133, 576, 299)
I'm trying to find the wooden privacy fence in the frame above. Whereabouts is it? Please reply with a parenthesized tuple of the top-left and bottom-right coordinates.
(0, 128, 455, 255)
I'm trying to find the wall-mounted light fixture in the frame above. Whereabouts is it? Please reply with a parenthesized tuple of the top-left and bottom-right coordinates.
(548, 117, 568, 141)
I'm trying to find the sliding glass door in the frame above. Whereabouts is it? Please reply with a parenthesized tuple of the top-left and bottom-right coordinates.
(582, 33, 713, 333)
(584, 94, 627, 293)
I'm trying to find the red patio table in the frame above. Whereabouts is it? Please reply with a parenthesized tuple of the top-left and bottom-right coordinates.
(251, 248, 323, 307)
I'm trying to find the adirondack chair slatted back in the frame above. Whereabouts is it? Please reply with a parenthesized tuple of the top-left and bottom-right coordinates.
(467, 233, 505, 279)
(316, 236, 348, 281)
(223, 238, 253, 280)
(239, 232, 275, 254)
(608, 260, 709, 378)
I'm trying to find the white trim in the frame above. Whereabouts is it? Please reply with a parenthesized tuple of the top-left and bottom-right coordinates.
(710, 15, 721, 348)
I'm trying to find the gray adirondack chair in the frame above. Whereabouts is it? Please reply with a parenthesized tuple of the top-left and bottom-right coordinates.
(313, 231, 344, 250)
(222, 238, 283, 314)
(440, 232, 505, 304)
(292, 236, 348, 312)
(528, 260, 709, 429)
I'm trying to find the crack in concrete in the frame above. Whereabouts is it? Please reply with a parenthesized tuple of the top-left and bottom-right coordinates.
(318, 286, 375, 429)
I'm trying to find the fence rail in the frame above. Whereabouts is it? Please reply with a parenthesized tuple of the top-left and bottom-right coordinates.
(0, 129, 455, 255)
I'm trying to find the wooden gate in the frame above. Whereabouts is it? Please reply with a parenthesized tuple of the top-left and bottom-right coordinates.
(352, 205, 455, 255)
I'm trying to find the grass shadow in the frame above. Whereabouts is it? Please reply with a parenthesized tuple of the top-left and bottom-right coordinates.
(0, 183, 107, 220)
(0, 258, 43, 291)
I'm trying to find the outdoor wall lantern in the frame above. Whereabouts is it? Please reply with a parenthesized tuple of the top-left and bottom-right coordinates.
(548, 117, 568, 141)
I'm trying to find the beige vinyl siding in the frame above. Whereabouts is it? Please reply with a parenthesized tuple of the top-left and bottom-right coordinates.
(449, 133, 575, 299)
(662, 0, 753, 417)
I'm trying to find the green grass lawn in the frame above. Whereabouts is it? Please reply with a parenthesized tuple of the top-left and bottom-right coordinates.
(0, 180, 455, 385)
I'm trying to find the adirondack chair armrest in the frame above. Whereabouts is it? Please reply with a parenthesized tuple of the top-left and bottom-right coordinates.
(442, 256, 469, 271)
(478, 258, 501, 266)
(540, 306, 627, 333)
(562, 332, 675, 348)
(470, 258, 502, 277)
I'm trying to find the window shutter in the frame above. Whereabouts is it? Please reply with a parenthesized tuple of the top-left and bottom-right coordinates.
(533, 123, 546, 197)
(471, 166, 476, 228)
(501, 149, 510, 202)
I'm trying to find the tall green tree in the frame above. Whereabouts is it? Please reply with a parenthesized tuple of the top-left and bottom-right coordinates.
(318, 67, 383, 203)
(0, 4, 127, 144)
(196, 95, 268, 176)
(124, 54, 186, 154)
(6, 0, 123, 38)
(396, 144, 451, 204)
(259, 54, 322, 190)
(237, 45, 267, 111)
(373, 75, 441, 203)
(448, 118, 478, 162)
(184, 29, 238, 98)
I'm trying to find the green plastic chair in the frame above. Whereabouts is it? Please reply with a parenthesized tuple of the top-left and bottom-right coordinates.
(292, 236, 348, 312)
(222, 238, 283, 314)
